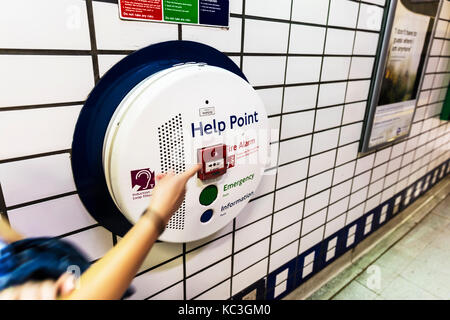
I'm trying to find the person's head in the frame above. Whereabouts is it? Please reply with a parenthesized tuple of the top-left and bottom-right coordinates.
(0, 272, 76, 300)
(0, 237, 89, 299)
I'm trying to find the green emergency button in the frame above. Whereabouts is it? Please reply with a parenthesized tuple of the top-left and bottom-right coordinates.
(199, 185, 218, 206)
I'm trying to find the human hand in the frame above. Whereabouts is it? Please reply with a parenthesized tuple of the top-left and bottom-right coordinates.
(0, 273, 76, 300)
(144, 164, 201, 226)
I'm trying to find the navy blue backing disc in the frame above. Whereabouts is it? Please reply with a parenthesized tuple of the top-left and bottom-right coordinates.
(71, 40, 247, 237)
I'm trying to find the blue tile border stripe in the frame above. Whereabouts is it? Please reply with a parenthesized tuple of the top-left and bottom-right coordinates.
(232, 158, 450, 300)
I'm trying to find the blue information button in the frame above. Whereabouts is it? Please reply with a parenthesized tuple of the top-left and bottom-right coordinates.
(200, 209, 214, 223)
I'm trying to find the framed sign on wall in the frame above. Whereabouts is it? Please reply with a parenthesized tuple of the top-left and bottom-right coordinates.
(118, 0, 230, 28)
(360, 0, 441, 153)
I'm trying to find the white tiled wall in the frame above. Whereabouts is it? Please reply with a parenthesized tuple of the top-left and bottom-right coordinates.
(0, 0, 449, 301)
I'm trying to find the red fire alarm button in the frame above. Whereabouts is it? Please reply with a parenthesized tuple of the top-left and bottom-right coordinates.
(197, 144, 227, 181)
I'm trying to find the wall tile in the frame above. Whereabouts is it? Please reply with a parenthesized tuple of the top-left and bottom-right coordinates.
(321, 57, 351, 82)
(186, 235, 232, 276)
(283, 85, 318, 113)
(148, 282, 184, 300)
(312, 128, 340, 154)
(349, 57, 375, 79)
(339, 122, 363, 145)
(349, 187, 368, 208)
(304, 189, 330, 217)
(138, 242, 182, 273)
(306, 170, 333, 197)
(277, 159, 309, 189)
(244, 56, 286, 86)
(336, 142, 359, 166)
(258, 88, 283, 115)
(186, 258, 231, 299)
(333, 161, 356, 185)
(0, 0, 90, 50)
(274, 180, 306, 211)
(0, 55, 94, 107)
(93, 1, 178, 50)
(195, 280, 230, 300)
(318, 82, 347, 107)
(273, 202, 303, 232)
(355, 154, 375, 175)
(330, 179, 352, 203)
(302, 208, 327, 236)
(342, 101, 367, 125)
(232, 258, 267, 296)
(292, 0, 329, 25)
(236, 193, 274, 229)
(63, 226, 113, 261)
(325, 214, 346, 237)
(315, 106, 343, 131)
(327, 196, 349, 221)
(246, 0, 292, 20)
(289, 25, 326, 54)
(270, 222, 301, 253)
(352, 171, 371, 192)
(346, 80, 371, 103)
(0, 154, 75, 207)
(98, 54, 127, 77)
(235, 216, 272, 251)
(128, 259, 183, 300)
(281, 111, 315, 139)
(278, 135, 312, 165)
(254, 170, 277, 198)
(325, 29, 355, 55)
(357, 4, 383, 31)
(309, 149, 336, 176)
(8, 195, 96, 238)
(245, 19, 289, 53)
(0, 106, 81, 160)
(353, 31, 379, 55)
(233, 238, 270, 274)
(299, 226, 324, 254)
(286, 57, 322, 84)
(269, 240, 298, 272)
(184, 17, 242, 52)
(328, 0, 359, 28)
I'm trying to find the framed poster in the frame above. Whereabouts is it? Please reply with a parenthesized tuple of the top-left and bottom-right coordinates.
(360, 0, 441, 152)
(118, 0, 230, 28)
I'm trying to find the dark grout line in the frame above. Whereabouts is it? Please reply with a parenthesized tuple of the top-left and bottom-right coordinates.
(56, 223, 100, 239)
(144, 279, 184, 300)
(86, 0, 101, 83)
(0, 49, 92, 55)
(265, 0, 295, 286)
(253, 77, 372, 90)
(231, 0, 246, 298)
(0, 183, 9, 224)
(6, 191, 78, 211)
(0, 149, 72, 165)
(0, 101, 84, 112)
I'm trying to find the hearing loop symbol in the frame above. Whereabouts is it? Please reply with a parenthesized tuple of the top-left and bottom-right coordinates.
(131, 169, 156, 192)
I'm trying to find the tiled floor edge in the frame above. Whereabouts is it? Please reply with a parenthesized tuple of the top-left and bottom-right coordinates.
(231, 158, 450, 300)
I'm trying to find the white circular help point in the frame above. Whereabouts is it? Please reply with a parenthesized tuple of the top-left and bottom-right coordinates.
(103, 64, 269, 243)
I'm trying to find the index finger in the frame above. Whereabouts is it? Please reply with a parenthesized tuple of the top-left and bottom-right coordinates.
(179, 163, 202, 181)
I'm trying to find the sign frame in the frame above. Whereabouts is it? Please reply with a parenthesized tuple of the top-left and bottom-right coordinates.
(118, 0, 230, 29)
(360, 0, 442, 153)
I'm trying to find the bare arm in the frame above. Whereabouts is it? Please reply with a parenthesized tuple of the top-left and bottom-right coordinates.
(63, 164, 201, 300)
(0, 217, 23, 244)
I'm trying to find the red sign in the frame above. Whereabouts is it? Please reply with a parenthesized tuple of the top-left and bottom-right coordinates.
(120, 0, 163, 21)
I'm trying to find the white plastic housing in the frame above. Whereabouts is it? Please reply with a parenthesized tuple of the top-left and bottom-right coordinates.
(103, 64, 269, 243)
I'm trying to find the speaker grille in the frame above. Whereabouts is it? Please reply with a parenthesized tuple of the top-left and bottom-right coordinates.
(158, 113, 186, 230)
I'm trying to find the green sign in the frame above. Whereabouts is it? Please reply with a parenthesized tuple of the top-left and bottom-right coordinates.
(164, 0, 198, 23)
